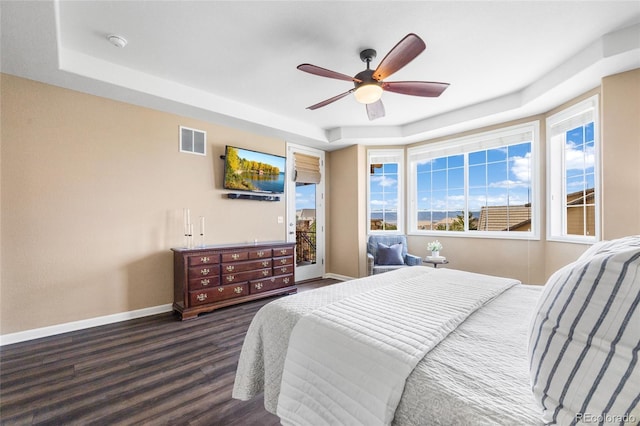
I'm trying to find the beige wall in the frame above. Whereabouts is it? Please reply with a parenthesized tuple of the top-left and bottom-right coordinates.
(327, 144, 367, 278)
(601, 69, 640, 239)
(1, 74, 288, 334)
(2, 69, 638, 336)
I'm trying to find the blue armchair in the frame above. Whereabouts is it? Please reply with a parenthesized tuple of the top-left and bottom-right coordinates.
(366, 235, 422, 275)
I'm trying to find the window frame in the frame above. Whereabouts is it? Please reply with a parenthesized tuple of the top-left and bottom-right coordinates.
(407, 121, 540, 240)
(546, 95, 600, 244)
(367, 149, 405, 235)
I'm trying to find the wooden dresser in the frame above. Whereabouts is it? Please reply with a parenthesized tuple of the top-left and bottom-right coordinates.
(172, 241, 296, 320)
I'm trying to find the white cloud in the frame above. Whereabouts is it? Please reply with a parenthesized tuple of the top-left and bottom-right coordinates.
(371, 175, 397, 187)
(511, 152, 531, 182)
(565, 142, 595, 170)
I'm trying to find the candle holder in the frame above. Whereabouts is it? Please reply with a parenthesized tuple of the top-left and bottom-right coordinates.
(185, 233, 195, 249)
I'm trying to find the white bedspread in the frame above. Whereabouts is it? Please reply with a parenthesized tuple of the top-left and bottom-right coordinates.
(394, 284, 543, 425)
(276, 268, 518, 425)
(232, 266, 544, 425)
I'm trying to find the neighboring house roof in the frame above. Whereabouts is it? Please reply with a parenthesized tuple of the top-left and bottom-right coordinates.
(567, 188, 595, 206)
(477, 205, 531, 231)
(296, 209, 316, 220)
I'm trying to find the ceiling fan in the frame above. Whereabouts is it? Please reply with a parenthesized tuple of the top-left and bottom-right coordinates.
(297, 33, 449, 121)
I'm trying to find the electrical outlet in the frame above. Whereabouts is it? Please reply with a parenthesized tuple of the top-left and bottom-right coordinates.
(277, 216, 283, 224)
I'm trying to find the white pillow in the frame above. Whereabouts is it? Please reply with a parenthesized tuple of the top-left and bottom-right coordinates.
(528, 235, 640, 425)
(577, 235, 640, 262)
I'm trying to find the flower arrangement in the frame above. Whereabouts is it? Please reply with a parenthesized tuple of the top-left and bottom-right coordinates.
(427, 240, 443, 252)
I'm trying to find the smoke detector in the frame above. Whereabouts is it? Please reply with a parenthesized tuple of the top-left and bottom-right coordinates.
(107, 34, 128, 48)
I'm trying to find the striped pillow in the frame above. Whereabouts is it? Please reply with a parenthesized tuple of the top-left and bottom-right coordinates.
(528, 236, 640, 425)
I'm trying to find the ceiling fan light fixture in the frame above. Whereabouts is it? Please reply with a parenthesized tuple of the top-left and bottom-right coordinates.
(354, 83, 383, 104)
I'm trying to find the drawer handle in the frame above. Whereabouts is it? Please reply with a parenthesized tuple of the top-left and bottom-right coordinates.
(201, 279, 210, 286)
(281, 267, 288, 273)
(257, 250, 265, 257)
(262, 261, 269, 267)
(200, 256, 210, 263)
(196, 293, 207, 302)
(270, 278, 275, 283)
(232, 253, 240, 260)
(255, 283, 263, 290)
(280, 259, 287, 264)
(200, 268, 210, 275)
(284, 277, 290, 284)
(218, 287, 224, 292)
(234, 287, 243, 294)
(226, 265, 235, 272)
(262, 270, 269, 276)
(226, 275, 235, 282)
(280, 249, 287, 254)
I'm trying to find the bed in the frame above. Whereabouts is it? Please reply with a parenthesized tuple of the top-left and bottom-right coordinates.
(232, 236, 640, 426)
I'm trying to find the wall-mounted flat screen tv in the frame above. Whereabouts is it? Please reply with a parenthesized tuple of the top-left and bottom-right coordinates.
(223, 145, 286, 194)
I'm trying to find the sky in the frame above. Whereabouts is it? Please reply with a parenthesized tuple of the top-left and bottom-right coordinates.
(294, 125, 594, 215)
(370, 123, 594, 214)
(296, 183, 316, 210)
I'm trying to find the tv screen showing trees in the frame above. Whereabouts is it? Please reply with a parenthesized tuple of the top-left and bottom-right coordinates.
(223, 146, 286, 194)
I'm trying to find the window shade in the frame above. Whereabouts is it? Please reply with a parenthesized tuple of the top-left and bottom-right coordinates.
(408, 124, 534, 162)
(294, 152, 321, 184)
(549, 109, 595, 137)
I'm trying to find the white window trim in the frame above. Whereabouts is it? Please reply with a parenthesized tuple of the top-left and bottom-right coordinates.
(407, 121, 540, 240)
(546, 95, 600, 244)
(367, 148, 405, 234)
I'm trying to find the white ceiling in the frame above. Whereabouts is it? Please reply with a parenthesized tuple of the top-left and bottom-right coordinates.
(2, 1, 639, 151)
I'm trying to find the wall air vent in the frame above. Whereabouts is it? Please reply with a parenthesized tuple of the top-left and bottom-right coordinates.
(180, 126, 206, 156)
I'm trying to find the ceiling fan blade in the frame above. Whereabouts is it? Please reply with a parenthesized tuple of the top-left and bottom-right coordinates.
(297, 64, 362, 83)
(366, 99, 385, 121)
(306, 89, 355, 110)
(382, 81, 449, 97)
(373, 33, 426, 81)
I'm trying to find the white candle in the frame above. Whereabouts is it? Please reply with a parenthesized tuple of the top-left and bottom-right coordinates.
(183, 209, 187, 234)
(200, 216, 205, 236)
(189, 223, 194, 237)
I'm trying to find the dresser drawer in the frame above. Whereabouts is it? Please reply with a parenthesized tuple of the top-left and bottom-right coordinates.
(222, 258, 272, 274)
(188, 265, 219, 279)
(248, 248, 272, 259)
(274, 265, 293, 276)
(187, 253, 219, 266)
(188, 275, 220, 290)
(189, 283, 248, 306)
(221, 251, 249, 263)
(273, 255, 294, 267)
(222, 268, 272, 284)
(274, 246, 294, 257)
(250, 274, 294, 294)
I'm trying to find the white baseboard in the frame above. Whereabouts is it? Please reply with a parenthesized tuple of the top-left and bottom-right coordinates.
(323, 272, 354, 281)
(0, 304, 174, 347)
(1, 275, 354, 346)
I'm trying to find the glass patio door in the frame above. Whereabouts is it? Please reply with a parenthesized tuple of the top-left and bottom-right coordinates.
(287, 144, 325, 282)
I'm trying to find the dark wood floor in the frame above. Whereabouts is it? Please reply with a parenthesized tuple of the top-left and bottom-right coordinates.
(0, 278, 340, 425)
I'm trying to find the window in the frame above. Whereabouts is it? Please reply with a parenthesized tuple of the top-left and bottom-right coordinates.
(408, 122, 539, 238)
(368, 149, 403, 233)
(547, 95, 599, 243)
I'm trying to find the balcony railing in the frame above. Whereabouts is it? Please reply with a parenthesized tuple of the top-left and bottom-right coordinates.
(296, 230, 316, 265)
